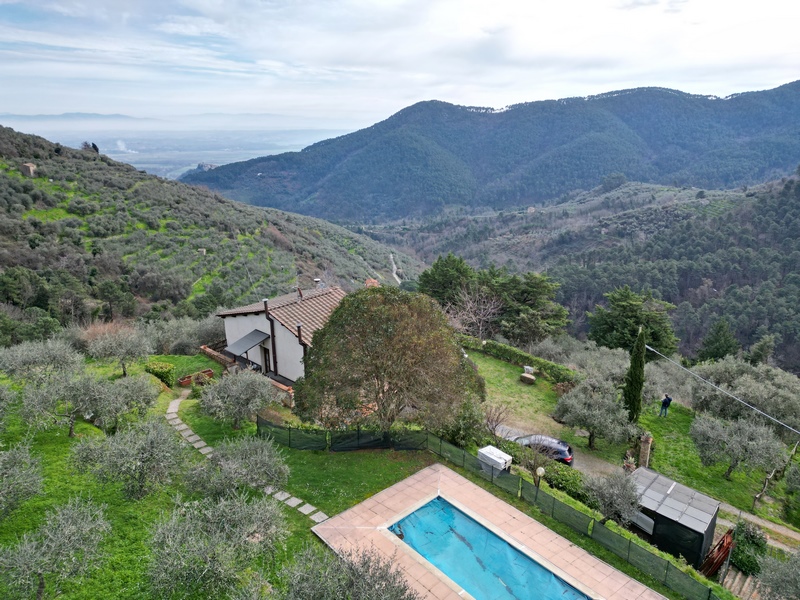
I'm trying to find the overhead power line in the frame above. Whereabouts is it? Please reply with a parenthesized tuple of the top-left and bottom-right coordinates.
(644, 344, 800, 437)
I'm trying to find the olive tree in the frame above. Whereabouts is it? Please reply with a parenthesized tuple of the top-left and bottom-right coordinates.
(0, 443, 43, 518)
(188, 436, 289, 499)
(0, 498, 109, 600)
(554, 377, 636, 450)
(758, 550, 800, 600)
(148, 494, 286, 599)
(22, 374, 108, 437)
(690, 415, 786, 480)
(87, 325, 153, 377)
(200, 370, 282, 430)
(73, 419, 185, 499)
(278, 545, 420, 600)
(691, 357, 800, 442)
(585, 472, 641, 525)
(93, 374, 159, 433)
(0, 339, 83, 387)
(22, 374, 158, 437)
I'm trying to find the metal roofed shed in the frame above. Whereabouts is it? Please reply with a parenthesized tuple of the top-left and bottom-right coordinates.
(630, 467, 720, 568)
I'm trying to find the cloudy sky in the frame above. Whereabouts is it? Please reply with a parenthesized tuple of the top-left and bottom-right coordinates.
(1, 0, 799, 129)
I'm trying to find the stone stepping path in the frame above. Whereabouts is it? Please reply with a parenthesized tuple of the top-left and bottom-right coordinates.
(165, 388, 328, 524)
(164, 390, 213, 459)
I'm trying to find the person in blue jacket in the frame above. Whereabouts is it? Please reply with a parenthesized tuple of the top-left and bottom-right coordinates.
(659, 393, 672, 417)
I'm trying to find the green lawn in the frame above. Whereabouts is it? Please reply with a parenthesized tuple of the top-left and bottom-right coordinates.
(472, 350, 800, 531)
(469, 351, 560, 434)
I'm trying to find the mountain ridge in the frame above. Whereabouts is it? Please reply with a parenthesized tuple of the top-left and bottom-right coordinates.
(182, 81, 800, 221)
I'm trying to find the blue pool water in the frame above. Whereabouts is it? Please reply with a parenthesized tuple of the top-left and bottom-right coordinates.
(389, 497, 591, 600)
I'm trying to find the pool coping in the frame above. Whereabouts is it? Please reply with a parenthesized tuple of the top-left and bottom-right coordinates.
(312, 463, 667, 600)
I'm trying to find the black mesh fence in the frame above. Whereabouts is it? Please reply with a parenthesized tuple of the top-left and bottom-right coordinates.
(393, 430, 427, 450)
(629, 543, 669, 583)
(287, 428, 328, 450)
(493, 470, 521, 496)
(257, 416, 293, 447)
(552, 498, 593, 536)
(329, 429, 359, 452)
(439, 439, 467, 468)
(257, 415, 722, 600)
(591, 522, 631, 560)
(463, 452, 484, 477)
(534, 486, 555, 516)
(665, 564, 714, 600)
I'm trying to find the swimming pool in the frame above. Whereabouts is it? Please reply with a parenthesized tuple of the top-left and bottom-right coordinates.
(390, 496, 592, 600)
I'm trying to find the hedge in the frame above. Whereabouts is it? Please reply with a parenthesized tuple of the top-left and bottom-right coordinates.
(459, 335, 577, 383)
(145, 361, 176, 388)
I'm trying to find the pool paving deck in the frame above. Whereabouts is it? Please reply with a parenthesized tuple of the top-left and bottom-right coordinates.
(312, 463, 667, 600)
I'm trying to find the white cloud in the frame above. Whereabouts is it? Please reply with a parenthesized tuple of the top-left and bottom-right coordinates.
(0, 0, 798, 125)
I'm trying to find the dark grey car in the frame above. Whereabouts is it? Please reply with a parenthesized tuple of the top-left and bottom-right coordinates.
(513, 434, 574, 466)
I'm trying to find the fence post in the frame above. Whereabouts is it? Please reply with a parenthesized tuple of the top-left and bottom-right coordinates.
(288, 426, 292, 449)
(357, 426, 361, 450)
(626, 537, 632, 563)
(461, 448, 466, 468)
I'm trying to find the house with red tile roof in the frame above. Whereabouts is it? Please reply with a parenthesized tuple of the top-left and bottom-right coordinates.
(217, 286, 347, 384)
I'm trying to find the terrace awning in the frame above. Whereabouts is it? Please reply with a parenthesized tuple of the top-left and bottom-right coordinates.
(225, 329, 270, 356)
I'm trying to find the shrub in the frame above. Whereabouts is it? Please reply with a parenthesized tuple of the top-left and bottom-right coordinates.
(542, 461, 591, 504)
(731, 521, 767, 575)
(145, 360, 176, 387)
(459, 335, 576, 383)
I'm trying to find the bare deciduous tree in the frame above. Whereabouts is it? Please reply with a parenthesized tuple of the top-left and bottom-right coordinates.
(483, 403, 511, 442)
(447, 285, 502, 340)
(0, 498, 109, 600)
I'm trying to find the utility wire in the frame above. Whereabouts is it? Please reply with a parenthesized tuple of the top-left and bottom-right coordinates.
(644, 344, 800, 437)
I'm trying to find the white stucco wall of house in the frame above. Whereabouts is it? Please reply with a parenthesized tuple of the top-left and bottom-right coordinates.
(273, 319, 304, 382)
(221, 313, 271, 370)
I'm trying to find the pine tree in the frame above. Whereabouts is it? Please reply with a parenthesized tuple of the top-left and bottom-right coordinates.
(697, 318, 740, 362)
(622, 327, 645, 423)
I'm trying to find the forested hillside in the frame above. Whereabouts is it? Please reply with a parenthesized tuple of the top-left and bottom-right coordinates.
(365, 174, 800, 371)
(0, 126, 422, 345)
(548, 176, 800, 370)
(182, 81, 800, 221)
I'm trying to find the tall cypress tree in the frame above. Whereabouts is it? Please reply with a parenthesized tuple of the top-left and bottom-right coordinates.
(623, 327, 646, 423)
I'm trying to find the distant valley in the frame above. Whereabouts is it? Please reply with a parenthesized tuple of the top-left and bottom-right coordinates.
(0, 113, 356, 179)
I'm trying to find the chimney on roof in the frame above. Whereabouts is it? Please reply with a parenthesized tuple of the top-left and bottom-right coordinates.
(297, 287, 303, 301)
(262, 298, 269, 317)
(314, 278, 323, 289)
(296, 322, 302, 342)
